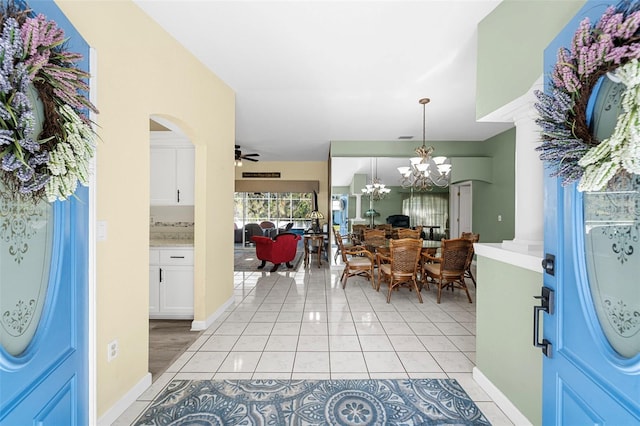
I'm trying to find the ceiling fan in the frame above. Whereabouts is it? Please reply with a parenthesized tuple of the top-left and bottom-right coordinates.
(234, 145, 259, 165)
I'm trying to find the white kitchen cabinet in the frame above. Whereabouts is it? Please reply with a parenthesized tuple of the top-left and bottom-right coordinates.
(150, 146, 195, 206)
(149, 247, 193, 319)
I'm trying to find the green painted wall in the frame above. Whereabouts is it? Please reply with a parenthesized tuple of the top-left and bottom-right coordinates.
(351, 174, 368, 195)
(476, 0, 585, 119)
(451, 157, 493, 184)
(472, 128, 516, 243)
(331, 192, 405, 225)
(331, 140, 487, 158)
(363, 190, 405, 226)
(476, 256, 543, 425)
(331, 128, 516, 243)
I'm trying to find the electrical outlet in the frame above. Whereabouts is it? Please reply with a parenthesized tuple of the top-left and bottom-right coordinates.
(497, 215, 502, 222)
(107, 339, 118, 362)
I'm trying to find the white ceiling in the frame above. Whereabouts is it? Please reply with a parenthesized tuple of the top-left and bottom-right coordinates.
(135, 0, 512, 185)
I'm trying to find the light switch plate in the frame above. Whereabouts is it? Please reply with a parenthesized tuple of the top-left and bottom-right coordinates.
(97, 221, 107, 241)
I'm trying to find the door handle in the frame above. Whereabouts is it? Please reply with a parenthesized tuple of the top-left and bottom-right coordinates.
(159, 267, 163, 283)
(177, 189, 181, 203)
(533, 286, 554, 357)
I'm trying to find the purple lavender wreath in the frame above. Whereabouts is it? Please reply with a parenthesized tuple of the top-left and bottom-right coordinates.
(0, 2, 98, 202)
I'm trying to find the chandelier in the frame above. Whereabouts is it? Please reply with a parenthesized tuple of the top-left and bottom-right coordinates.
(397, 98, 451, 191)
(362, 158, 390, 201)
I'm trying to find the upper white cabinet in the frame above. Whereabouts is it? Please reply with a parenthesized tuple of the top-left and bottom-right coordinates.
(150, 132, 195, 206)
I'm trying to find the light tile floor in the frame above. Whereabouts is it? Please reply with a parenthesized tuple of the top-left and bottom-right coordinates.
(114, 260, 515, 425)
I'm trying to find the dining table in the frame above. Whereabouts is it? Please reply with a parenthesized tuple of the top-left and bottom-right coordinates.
(369, 238, 441, 272)
(370, 238, 440, 256)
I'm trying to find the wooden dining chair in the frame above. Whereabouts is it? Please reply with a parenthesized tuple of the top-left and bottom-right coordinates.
(333, 227, 357, 262)
(352, 224, 368, 244)
(361, 228, 384, 253)
(376, 238, 423, 303)
(396, 228, 421, 239)
(422, 238, 473, 304)
(338, 243, 375, 289)
(461, 232, 480, 287)
(364, 228, 385, 238)
(375, 223, 393, 238)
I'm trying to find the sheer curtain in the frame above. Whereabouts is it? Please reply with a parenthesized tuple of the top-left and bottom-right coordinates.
(403, 193, 449, 234)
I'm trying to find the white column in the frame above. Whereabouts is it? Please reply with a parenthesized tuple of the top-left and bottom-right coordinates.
(478, 77, 544, 256)
(354, 193, 364, 220)
(501, 80, 544, 254)
(349, 193, 367, 228)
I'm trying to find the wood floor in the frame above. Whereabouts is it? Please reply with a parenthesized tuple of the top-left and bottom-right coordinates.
(149, 320, 202, 381)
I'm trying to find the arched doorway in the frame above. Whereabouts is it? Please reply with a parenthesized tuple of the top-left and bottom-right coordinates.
(148, 116, 200, 380)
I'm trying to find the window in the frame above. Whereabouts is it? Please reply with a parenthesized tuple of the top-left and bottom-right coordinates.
(403, 193, 449, 238)
(234, 192, 313, 229)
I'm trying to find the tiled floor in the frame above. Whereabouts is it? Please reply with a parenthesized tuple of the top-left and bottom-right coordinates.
(114, 259, 514, 425)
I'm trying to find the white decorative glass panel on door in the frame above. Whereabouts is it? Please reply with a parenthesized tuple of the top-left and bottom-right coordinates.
(0, 182, 55, 356)
(583, 172, 640, 358)
(582, 74, 639, 359)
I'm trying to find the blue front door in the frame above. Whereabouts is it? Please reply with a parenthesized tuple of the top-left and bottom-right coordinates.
(541, 1, 640, 424)
(0, 1, 90, 424)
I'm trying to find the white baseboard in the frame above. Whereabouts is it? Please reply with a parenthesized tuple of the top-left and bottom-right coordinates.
(149, 314, 193, 320)
(473, 367, 532, 426)
(190, 296, 234, 331)
(97, 373, 151, 426)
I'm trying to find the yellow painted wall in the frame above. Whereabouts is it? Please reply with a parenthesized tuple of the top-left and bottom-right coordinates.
(235, 161, 330, 220)
(55, 0, 235, 417)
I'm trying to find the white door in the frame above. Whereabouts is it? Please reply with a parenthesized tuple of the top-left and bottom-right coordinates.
(450, 182, 472, 238)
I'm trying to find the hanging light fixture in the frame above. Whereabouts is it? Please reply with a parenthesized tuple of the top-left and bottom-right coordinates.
(362, 158, 391, 201)
(397, 98, 451, 191)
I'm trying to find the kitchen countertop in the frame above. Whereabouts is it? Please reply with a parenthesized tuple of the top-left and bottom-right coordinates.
(150, 239, 194, 247)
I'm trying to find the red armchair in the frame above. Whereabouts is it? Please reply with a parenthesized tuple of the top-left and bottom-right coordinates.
(251, 232, 301, 272)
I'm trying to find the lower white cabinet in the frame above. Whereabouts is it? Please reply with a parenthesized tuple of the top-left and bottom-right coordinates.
(149, 247, 194, 319)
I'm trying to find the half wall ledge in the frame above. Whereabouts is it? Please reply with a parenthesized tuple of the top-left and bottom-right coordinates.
(474, 243, 542, 273)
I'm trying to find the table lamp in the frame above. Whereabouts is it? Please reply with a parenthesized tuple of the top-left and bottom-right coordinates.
(308, 210, 324, 233)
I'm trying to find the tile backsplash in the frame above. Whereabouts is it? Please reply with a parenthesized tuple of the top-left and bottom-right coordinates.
(150, 221, 194, 242)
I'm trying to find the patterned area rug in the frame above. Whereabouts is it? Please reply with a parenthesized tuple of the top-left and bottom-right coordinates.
(234, 248, 304, 272)
(134, 379, 491, 425)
